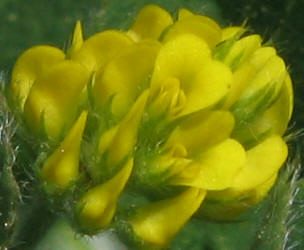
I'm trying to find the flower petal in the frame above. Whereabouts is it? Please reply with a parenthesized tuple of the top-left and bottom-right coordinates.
(177, 8, 194, 20)
(128, 5, 173, 41)
(232, 73, 293, 147)
(179, 59, 232, 116)
(149, 143, 191, 178)
(200, 173, 277, 221)
(94, 40, 160, 119)
(151, 34, 211, 95)
(131, 188, 206, 246)
(223, 34, 262, 71)
(106, 90, 149, 166)
(164, 14, 222, 48)
(166, 110, 235, 155)
(71, 30, 133, 72)
(223, 46, 277, 109)
(78, 158, 133, 230)
(10, 46, 65, 109)
(221, 26, 246, 41)
(24, 60, 90, 140)
(238, 55, 286, 99)
(41, 111, 87, 188)
(67, 20, 84, 57)
(171, 139, 246, 190)
(232, 135, 287, 191)
(231, 55, 287, 145)
(151, 34, 230, 116)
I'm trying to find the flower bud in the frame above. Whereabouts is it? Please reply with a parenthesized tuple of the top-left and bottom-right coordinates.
(99, 90, 149, 167)
(130, 188, 206, 246)
(77, 158, 133, 230)
(67, 20, 84, 57)
(41, 111, 87, 189)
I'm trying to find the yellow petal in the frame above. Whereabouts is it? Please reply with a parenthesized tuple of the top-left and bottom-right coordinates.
(163, 14, 222, 48)
(207, 171, 278, 202)
(200, 173, 277, 221)
(78, 158, 133, 230)
(151, 34, 211, 95)
(10, 46, 65, 109)
(131, 188, 206, 246)
(94, 40, 160, 119)
(178, 8, 194, 20)
(71, 30, 133, 72)
(232, 135, 287, 191)
(171, 139, 246, 190)
(107, 91, 149, 166)
(221, 26, 246, 41)
(223, 47, 277, 109)
(179, 59, 232, 116)
(250, 46, 277, 68)
(151, 34, 229, 116)
(150, 143, 191, 177)
(166, 110, 235, 156)
(232, 73, 293, 147)
(41, 111, 87, 188)
(231, 55, 287, 144)
(246, 173, 277, 205)
(98, 125, 119, 155)
(223, 34, 262, 70)
(283, 72, 294, 121)
(67, 20, 84, 57)
(239, 55, 286, 99)
(24, 60, 90, 140)
(128, 5, 173, 41)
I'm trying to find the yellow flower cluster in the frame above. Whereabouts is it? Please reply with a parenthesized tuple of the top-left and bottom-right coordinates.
(10, 5, 293, 247)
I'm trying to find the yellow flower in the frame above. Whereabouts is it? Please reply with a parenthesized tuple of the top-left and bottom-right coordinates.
(148, 33, 232, 119)
(9, 4, 293, 246)
(41, 111, 88, 189)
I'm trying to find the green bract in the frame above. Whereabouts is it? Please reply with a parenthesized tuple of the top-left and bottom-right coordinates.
(9, 5, 293, 248)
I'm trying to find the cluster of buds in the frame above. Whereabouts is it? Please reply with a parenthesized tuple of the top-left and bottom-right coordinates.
(9, 5, 293, 248)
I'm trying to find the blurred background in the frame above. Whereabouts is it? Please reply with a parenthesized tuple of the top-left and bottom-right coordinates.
(0, 0, 303, 249)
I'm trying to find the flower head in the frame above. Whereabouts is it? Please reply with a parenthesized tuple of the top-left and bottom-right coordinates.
(10, 4, 292, 247)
